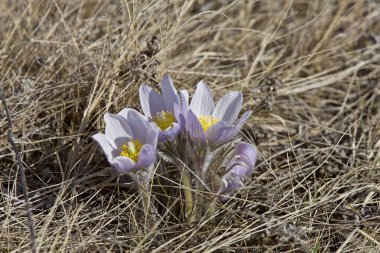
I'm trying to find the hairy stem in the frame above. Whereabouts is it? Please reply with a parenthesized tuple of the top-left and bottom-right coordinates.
(138, 184, 153, 231)
(182, 167, 194, 221)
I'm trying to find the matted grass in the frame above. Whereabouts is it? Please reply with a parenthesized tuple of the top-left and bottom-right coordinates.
(1, 0, 380, 252)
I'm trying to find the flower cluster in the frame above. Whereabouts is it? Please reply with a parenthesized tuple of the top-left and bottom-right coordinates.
(93, 75, 258, 219)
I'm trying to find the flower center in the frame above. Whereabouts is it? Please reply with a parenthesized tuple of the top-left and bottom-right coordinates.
(152, 111, 176, 130)
(120, 139, 143, 162)
(198, 115, 218, 132)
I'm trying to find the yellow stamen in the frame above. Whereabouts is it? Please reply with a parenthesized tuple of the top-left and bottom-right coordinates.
(120, 139, 143, 162)
(152, 111, 176, 130)
(198, 115, 218, 132)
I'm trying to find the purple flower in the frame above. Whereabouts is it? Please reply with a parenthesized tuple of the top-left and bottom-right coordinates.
(185, 80, 251, 145)
(139, 75, 186, 142)
(217, 142, 257, 201)
(92, 109, 158, 184)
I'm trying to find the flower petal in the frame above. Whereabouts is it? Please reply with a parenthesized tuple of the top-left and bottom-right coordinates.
(189, 80, 214, 117)
(145, 119, 159, 147)
(137, 144, 157, 168)
(161, 75, 180, 113)
(139, 84, 165, 118)
(225, 142, 257, 179)
(212, 91, 243, 124)
(118, 108, 148, 143)
(118, 108, 158, 147)
(92, 133, 119, 161)
(228, 164, 251, 178)
(221, 171, 244, 191)
(179, 89, 189, 115)
(231, 110, 251, 136)
(217, 172, 244, 201)
(104, 113, 132, 149)
(234, 142, 258, 170)
(205, 120, 234, 145)
(176, 90, 189, 128)
(111, 156, 138, 173)
(185, 109, 206, 141)
(157, 122, 181, 142)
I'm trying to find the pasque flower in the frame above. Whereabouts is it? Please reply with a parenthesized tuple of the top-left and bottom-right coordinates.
(139, 75, 187, 142)
(92, 74, 260, 221)
(92, 109, 158, 184)
(217, 142, 257, 201)
(185, 80, 251, 145)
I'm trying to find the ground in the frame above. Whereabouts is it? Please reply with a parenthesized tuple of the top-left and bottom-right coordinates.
(1, 0, 380, 252)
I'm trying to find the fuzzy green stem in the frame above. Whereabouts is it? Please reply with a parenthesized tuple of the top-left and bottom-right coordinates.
(138, 184, 152, 231)
(182, 167, 194, 221)
(191, 157, 206, 222)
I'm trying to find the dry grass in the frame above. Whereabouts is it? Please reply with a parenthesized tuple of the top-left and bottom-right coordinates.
(1, 0, 380, 252)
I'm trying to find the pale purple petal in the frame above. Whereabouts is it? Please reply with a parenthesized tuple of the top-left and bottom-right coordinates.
(234, 142, 258, 170)
(213, 110, 251, 145)
(185, 110, 206, 141)
(92, 133, 119, 161)
(111, 156, 138, 173)
(145, 120, 159, 147)
(225, 143, 257, 178)
(177, 90, 189, 127)
(212, 91, 243, 124)
(176, 113, 186, 131)
(217, 142, 258, 201)
(118, 108, 158, 147)
(139, 84, 165, 118)
(104, 113, 132, 149)
(228, 164, 251, 178)
(231, 110, 251, 137)
(179, 89, 189, 115)
(207, 125, 239, 145)
(217, 172, 244, 201)
(220, 173, 244, 192)
(161, 75, 179, 113)
(205, 120, 234, 145)
(137, 144, 157, 168)
(189, 80, 214, 117)
(118, 108, 149, 143)
(158, 122, 181, 142)
(116, 107, 132, 120)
